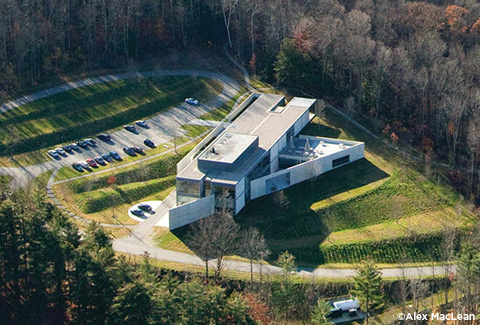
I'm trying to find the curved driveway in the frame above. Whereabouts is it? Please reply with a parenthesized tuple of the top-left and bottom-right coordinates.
(0, 70, 240, 187)
(0, 61, 456, 279)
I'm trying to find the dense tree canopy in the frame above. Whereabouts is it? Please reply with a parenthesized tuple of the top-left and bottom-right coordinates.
(0, 186, 257, 325)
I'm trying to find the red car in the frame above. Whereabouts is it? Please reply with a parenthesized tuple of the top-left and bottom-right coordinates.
(86, 158, 98, 168)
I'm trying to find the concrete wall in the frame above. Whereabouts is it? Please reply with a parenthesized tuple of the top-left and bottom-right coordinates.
(293, 111, 310, 135)
(168, 195, 215, 229)
(176, 123, 227, 173)
(226, 93, 259, 122)
(176, 93, 260, 174)
(250, 142, 364, 200)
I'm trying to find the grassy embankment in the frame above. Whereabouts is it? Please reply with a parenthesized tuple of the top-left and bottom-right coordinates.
(52, 143, 197, 225)
(0, 76, 222, 167)
(153, 105, 475, 267)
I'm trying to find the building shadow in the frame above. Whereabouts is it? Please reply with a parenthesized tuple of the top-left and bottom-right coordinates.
(172, 158, 389, 268)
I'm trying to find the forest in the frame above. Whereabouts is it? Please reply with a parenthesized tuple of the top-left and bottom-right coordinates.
(2, 0, 480, 201)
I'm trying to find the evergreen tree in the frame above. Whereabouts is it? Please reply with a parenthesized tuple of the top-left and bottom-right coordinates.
(110, 281, 152, 325)
(271, 251, 297, 321)
(311, 299, 333, 325)
(351, 259, 383, 322)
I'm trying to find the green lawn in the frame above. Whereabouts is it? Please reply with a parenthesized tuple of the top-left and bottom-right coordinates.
(0, 76, 222, 158)
(52, 143, 196, 224)
(156, 109, 474, 267)
(199, 87, 247, 121)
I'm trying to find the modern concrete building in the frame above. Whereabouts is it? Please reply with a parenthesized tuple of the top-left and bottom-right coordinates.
(166, 93, 364, 229)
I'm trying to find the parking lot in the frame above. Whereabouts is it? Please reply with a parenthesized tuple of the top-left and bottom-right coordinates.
(47, 101, 214, 170)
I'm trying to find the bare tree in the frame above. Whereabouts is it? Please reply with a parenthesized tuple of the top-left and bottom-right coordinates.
(241, 227, 270, 281)
(315, 99, 326, 119)
(467, 104, 480, 196)
(220, 0, 239, 49)
(186, 209, 240, 282)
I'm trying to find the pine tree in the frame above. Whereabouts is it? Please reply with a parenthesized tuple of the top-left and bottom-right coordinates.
(351, 259, 383, 323)
(311, 299, 333, 325)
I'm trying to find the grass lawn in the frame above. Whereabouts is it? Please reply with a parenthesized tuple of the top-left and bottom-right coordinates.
(0, 75, 222, 164)
(52, 142, 196, 224)
(199, 87, 247, 121)
(152, 108, 475, 267)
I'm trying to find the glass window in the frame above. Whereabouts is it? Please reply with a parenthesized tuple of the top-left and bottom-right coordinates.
(177, 179, 200, 195)
(332, 155, 350, 168)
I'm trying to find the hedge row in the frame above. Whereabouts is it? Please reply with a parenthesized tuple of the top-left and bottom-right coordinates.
(78, 175, 175, 213)
(72, 154, 181, 193)
(268, 232, 464, 265)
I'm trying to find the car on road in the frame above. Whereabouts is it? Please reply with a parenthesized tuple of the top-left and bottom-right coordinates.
(97, 133, 111, 142)
(94, 156, 106, 165)
(135, 120, 148, 128)
(130, 209, 145, 217)
(132, 146, 143, 154)
(62, 144, 73, 152)
(102, 153, 113, 162)
(185, 97, 199, 105)
(86, 158, 98, 168)
(124, 125, 136, 132)
(48, 150, 60, 158)
(138, 203, 152, 211)
(109, 151, 122, 160)
(55, 148, 67, 156)
(144, 139, 155, 148)
(79, 161, 91, 170)
(77, 140, 88, 148)
(72, 162, 83, 172)
(123, 147, 136, 156)
(85, 138, 97, 146)
(70, 143, 80, 151)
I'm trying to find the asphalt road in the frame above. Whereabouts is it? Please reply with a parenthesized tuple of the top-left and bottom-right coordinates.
(0, 60, 458, 279)
(0, 70, 240, 187)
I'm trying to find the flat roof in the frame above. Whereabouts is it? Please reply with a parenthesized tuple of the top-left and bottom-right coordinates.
(199, 133, 258, 164)
(177, 93, 316, 183)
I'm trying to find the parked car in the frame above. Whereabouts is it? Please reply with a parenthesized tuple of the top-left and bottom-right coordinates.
(138, 203, 152, 211)
(85, 138, 97, 146)
(102, 153, 113, 162)
(97, 133, 111, 142)
(132, 146, 143, 154)
(109, 151, 122, 160)
(144, 139, 155, 148)
(48, 150, 59, 158)
(77, 140, 88, 148)
(124, 125, 136, 132)
(130, 209, 145, 217)
(70, 143, 80, 151)
(123, 147, 136, 156)
(94, 156, 106, 165)
(55, 148, 66, 156)
(185, 97, 199, 105)
(72, 162, 83, 172)
(86, 158, 98, 168)
(135, 120, 148, 128)
(62, 144, 73, 152)
(79, 161, 90, 170)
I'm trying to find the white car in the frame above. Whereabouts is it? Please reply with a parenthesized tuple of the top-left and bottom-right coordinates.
(48, 150, 59, 158)
(135, 120, 148, 127)
(55, 147, 66, 156)
(185, 98, 199, 105)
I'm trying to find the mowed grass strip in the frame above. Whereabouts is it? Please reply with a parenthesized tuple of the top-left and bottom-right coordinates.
(52, 143, 195, 224)
(74, 175, 176, 214)
(0, 76, 222, 155)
